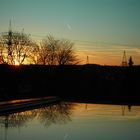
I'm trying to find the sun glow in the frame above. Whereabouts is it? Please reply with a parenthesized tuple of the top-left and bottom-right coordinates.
(14, 59, 20, 66)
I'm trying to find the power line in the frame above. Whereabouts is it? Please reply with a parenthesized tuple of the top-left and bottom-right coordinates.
(0, 31, 140, 47)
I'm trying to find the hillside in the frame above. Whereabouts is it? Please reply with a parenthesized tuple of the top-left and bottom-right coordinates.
(0, 64, 139, 102)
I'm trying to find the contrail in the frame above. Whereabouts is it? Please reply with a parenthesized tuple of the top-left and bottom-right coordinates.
(67, 24, 72, 30)
(63, 133, 68, 140)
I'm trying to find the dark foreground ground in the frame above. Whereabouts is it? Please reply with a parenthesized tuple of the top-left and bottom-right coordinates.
(0, 64, 139, 103)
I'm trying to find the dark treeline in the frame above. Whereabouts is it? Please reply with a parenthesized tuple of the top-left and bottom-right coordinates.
(0, 64, 140, 103)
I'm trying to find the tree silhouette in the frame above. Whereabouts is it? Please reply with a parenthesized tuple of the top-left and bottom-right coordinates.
(0, 27, 79, 65)
(35, 35, 78, 65)
(57, 39, 79, 65)
(34, 36, 58, 65)
(128, 56, 134, 67)
(27, 42, 40, 64)
(0, 40, 7, 64)
(0, 30, 32, 65)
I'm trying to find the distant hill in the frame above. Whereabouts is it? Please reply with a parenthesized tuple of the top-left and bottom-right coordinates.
(0, 64, 139, 102)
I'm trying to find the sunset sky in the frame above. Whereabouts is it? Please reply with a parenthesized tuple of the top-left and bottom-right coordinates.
(0, 0, 140, 65)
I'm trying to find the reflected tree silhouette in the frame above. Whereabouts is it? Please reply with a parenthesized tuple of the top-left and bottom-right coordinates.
(0, 110, 37, 128)
(38, 102, 74, 127)
(0, 102, 74, 140)
(0, 102, 74, 129)
(0, 110, 37, 140)
(121, 105, 132, 116)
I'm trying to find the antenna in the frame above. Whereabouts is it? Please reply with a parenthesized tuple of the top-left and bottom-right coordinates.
(85, 104, 87, 110)
(121, 106, 125, 116)
(9, 20, 12, 32)
(7, 20, 14, 64)
(8, 20, 12, 47)
(86, 55, 89, 64)
(122, 51, 127, 66)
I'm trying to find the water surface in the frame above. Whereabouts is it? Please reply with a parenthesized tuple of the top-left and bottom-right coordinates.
(0, 102, 140, 140)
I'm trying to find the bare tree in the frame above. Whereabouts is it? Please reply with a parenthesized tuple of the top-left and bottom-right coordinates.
(13, 32, 32, 65)
(0, 32, 79, 65)
(36, 35, 78, 65)
(24, 41, 39, 64)
(57, 40, 79, 65)
(0, 38, 7, 64)
(35, 35, 59, 65)
(1, 30, 32, 65)
(48, 36, 59, 65)
(37, 40, 50, 65)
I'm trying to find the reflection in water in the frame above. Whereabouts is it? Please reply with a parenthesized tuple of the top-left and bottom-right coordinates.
(121, 106, 125, 116)
(38, 102, 74, 126)
(0, 102, 73, 128)
(128, 105, 132, 112)
(121, 105, 132, 116)
(0, 110, 37, 140)
(0, 102, 140, 140)
(0, 102, 74, 140)
(0, 111, 37, 128)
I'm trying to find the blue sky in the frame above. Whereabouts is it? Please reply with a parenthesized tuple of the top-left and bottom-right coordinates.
(0, 0, 140, 65)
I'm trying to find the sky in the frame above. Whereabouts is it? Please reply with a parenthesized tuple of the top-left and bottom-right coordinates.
(0, 0, 140, 65)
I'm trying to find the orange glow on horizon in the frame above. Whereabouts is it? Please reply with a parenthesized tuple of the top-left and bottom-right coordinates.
(14, 59, 20, 66)
(75, 45, 140, 66)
